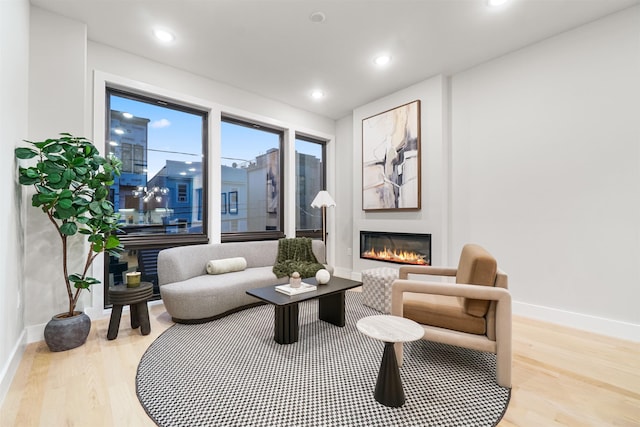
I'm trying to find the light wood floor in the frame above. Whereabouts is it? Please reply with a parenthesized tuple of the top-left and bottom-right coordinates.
(1, 299, 639, 427)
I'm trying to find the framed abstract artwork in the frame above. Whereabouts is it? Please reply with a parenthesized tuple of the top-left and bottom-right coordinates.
(362, 100, 421, 211)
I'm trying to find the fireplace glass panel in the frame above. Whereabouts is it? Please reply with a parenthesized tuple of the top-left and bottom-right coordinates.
(360, 231, 431, 266)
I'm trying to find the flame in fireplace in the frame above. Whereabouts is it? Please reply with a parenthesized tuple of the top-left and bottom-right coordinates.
(362, 247, 429, 265)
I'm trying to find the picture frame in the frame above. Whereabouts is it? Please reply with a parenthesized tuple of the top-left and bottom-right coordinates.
(229, 191, 238, 215)
(362, 100, 421, 211)
(221, 192, 227, 214)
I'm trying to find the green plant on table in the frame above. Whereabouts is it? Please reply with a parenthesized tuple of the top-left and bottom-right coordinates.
(15, 133, 123, 317)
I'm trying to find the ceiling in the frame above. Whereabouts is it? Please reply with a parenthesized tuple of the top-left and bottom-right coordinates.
(32, 0, 639, 120)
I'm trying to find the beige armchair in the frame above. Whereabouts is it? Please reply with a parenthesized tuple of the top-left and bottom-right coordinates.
(391, 244, 512, 388)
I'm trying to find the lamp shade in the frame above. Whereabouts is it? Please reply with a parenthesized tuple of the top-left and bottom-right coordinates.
(310, 191, 336, 208)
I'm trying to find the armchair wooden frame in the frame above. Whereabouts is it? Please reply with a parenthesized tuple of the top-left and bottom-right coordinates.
(391, 265, 512, 388)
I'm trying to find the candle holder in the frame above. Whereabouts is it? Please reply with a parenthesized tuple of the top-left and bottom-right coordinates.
(126, 272, 141, 288)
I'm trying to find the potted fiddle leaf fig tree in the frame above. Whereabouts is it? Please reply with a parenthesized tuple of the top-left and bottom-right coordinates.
(15, 133, 123, 352)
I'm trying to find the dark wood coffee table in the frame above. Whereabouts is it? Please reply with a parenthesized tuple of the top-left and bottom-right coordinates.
(246, 275, 361, 344)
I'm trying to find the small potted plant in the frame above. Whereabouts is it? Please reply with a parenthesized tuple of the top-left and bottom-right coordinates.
(15, 133, 123, 351)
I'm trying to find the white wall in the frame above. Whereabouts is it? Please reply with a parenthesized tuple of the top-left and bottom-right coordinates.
(348, 75, 449, 278)
(333, 114, 355, 277)
(0, 0, 29, 404)
(450, 6, 640, 340)
(87, 42, 335, 136)
(24, 8, 88, 333)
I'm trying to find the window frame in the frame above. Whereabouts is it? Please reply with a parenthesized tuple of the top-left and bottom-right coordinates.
(105, 87, 210, 249)
(295, 134, 328, 239)
(220, 116, 286, 243)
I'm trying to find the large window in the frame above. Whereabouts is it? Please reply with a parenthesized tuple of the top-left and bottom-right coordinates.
(295, 136, 326, 238)
(221, 117, 284, 241)
(105, 88, 208, 301)
(107, 88, 207, 240)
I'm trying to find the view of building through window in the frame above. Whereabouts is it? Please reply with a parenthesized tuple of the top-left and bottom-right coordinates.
(220, 121, 326, 238)
(221, 119, 283, 235)
(296, 137, 325, 235)
(107, 90, 206, 236)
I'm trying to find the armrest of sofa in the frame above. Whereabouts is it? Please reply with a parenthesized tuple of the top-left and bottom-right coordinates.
(391, 279, 511, 317)
(158, 248, 190, 286)
(398, 265, 457, 279)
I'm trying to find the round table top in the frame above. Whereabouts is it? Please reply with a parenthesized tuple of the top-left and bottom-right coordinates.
(109, 282, 153, 294)
(356, 315, 424, 343)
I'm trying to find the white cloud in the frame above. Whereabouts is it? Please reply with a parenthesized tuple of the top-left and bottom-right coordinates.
(151, 118, 171, 128)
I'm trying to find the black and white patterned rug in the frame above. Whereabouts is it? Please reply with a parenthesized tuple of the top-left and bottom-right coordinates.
(137, 292, 510, 426)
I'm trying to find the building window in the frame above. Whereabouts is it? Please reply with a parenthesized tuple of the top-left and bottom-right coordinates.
(105, 88, 208, 302)
(295, 136, 326, 238)
(177, 183, 188, 203)
(221, 117, 284, 241)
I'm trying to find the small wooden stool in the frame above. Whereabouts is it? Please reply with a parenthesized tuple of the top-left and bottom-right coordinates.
(107, 282, 153, 340)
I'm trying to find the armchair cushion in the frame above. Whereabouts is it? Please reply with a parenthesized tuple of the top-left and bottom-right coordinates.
(456, 244, 498, 318)
(404, 293, 486, 335)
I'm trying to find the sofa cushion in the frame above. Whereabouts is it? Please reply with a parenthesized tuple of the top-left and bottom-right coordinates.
(456, 244, 497, 318)
(206, 257, 247, 275)
(403, 292, 486, 335)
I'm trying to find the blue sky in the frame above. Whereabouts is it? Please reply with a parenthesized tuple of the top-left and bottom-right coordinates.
(110, 95, 321, 176)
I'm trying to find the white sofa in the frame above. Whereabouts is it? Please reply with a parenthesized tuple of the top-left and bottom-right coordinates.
(157, 240, 329, 323)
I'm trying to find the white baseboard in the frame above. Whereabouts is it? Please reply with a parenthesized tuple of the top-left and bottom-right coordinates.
(26, 322, 46, 345)
(333, 267, 357, 281)
(0, 330, 27, 407)
(513, 301, 639, 343)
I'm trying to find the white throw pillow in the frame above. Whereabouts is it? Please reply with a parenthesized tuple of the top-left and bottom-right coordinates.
(206, 257, 247, 275)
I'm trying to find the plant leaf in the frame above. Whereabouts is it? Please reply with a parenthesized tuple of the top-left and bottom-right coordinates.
(15, 147, 38, 159)
(19, 176, 39, 186)
(60, 222, 78, 236)
(48, 173, 62, 184)
(58, 198, 73, 209)
(62, 169, 76, 181)
(89, 201, 102, 215)
(105, 234, 120, 250)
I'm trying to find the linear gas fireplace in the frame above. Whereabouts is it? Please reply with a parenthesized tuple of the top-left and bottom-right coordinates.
(360, 231, 431, 266)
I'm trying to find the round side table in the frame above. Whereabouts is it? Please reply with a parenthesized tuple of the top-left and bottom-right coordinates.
(107, 282, 153, 340)
(356, 315, 424, 407)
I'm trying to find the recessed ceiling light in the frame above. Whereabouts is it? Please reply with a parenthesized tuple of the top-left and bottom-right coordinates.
(487, 0, 508, 6)
(374, 55, 392, 66)
(122, 112, 133, 119)
(114, 128, 124, 135)
(188, 168, 196, 172)
(109, 141, 118, 146)
(179, 172, 187, 176)
(153, 28, 175, 43)
(311, 90, 325, 100)
(309, 12, 326, 23)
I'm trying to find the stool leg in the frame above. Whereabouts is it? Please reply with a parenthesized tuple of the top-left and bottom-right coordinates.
(137, 302, 151, 336)
(130, 304, 140, 329)
(107, 305, 123, 340)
